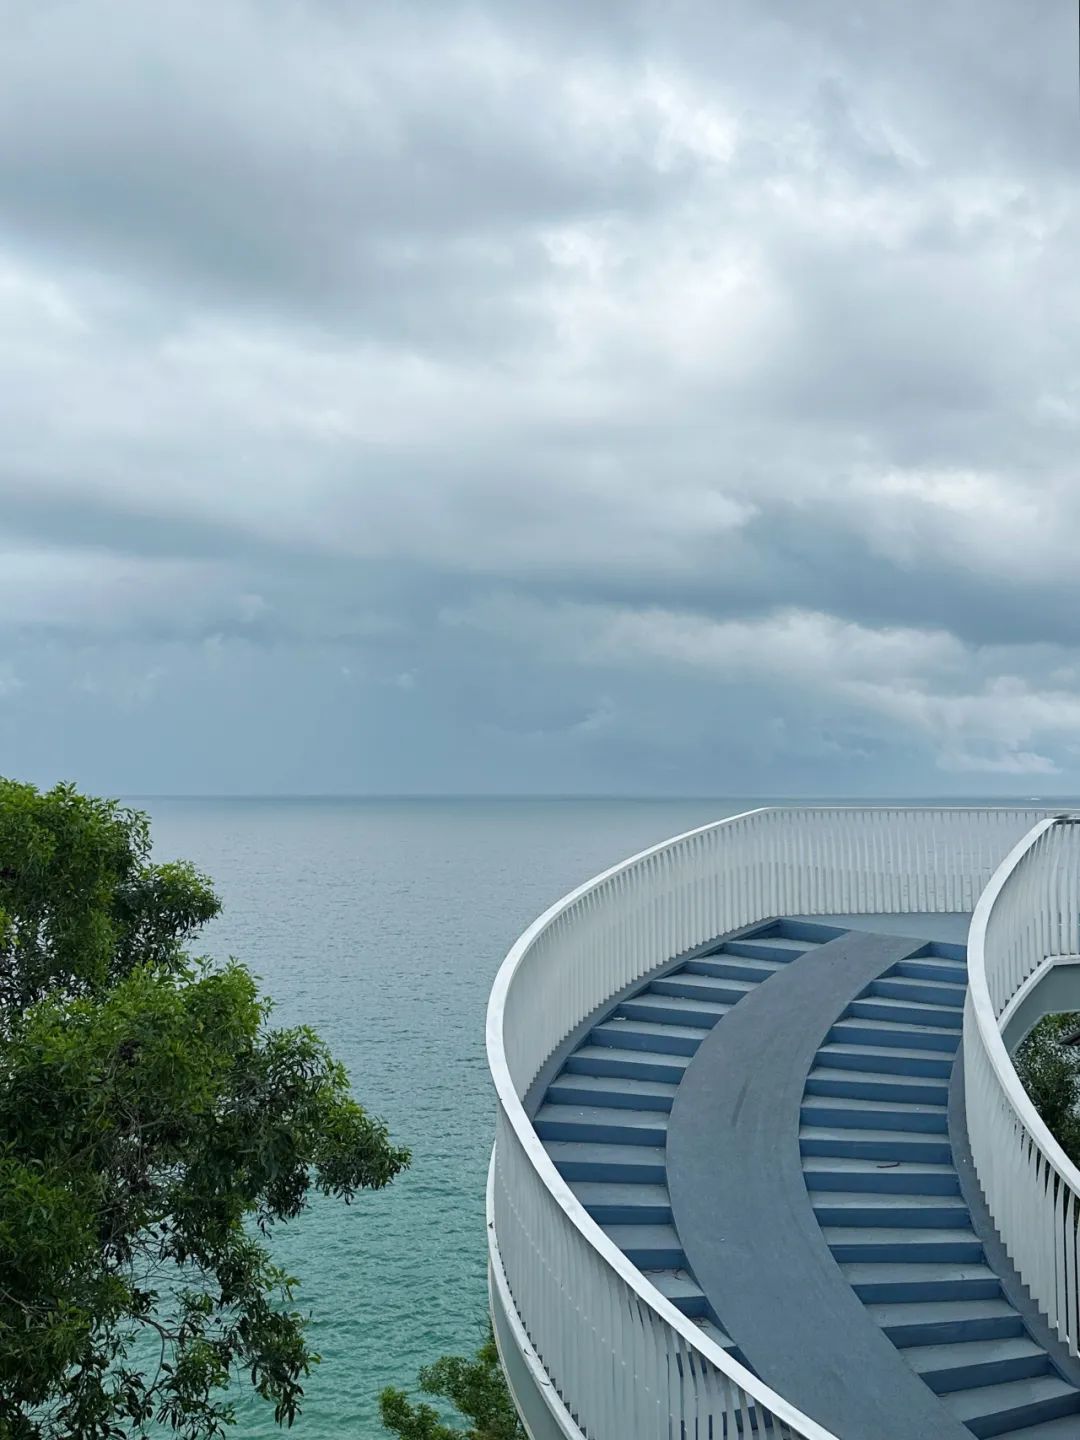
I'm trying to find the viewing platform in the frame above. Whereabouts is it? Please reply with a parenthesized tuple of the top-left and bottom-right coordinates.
(486, 808, 1080, 1439)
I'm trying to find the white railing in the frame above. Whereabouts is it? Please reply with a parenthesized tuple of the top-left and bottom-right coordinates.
(488, 806, 1045, 1440)
(965, 815, 1080, 1355)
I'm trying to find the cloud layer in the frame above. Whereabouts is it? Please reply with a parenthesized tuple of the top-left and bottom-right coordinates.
(2, 0, 1079, 794)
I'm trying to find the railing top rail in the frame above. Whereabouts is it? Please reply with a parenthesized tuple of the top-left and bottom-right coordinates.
(966, 815, 1080, 1195)
(486, 806, 845, 1439)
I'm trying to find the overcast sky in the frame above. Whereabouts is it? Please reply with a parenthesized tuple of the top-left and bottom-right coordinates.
(1, 0, 1078, 797)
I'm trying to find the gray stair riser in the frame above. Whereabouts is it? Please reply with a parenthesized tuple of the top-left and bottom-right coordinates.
(829, 1238, 985, 1264)
(849, 998, 964, 1031)
(801, 1102, 948, 1135)
(801, 1134, 953, 1164)
(618, 1242, 686, 1268)
(813, 1203, 972, 1228)
(547, 1083, 674, 1113)
(805, 1073, 950, 1104)
(565, 1052, 687, 1083)
(590, 1024, 703, 1056)
(831, 1021, 960, 1053)
(920, 1351, 1051, 1396)
(871, 977, 966, 1008)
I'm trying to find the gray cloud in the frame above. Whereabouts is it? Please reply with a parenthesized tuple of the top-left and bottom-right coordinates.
(1, 0, 1079, 794)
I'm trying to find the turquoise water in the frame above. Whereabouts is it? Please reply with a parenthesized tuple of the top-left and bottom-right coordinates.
(143, 796, 752, 1438)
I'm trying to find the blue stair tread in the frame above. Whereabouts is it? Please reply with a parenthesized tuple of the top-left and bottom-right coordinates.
(650, 973, 757, 1001)
(850, 995, 964, 1027)
(623, 993, 732, 1020)
(536, 1102, 667, 1132)
(818, 1041, 954, 1072)
(592, 1017, 710, 1045)
(567, 1044, 690, 1077)
(872, 974, 967, 1003)
(603, 1222, 682, 1249)
(804, 1155, 958, 1179)
(801, 1123, 951, 1148)
(994, 1417, 1080, 1438)
(642, 1268, 706, 1306)
(687, 955, 784, 980)
(803, 1093, 947, 1121)
(823, 1225, 981, 1247)
(548, 1074, 678, 1107)
(832, 1016, 961, 1045)
(545, 1140, 666, 1171)
(813, 1191, 969, 1219)
(571, 1180, 671, 1211)
(843, 1261, 998, 1286)
(866, 1297, 1023, 1342)
(895, 956, 969, 984)
(807, 1065, 949, 1096)
(942, 1373, 1080, 1426)
(904, 1334, 1048, 1382)
(725, 934, 816, 955)
(694, 1317, 737, 1350)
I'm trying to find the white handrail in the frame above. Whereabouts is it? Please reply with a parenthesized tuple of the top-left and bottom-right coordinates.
(488, 805, 1046, 1439)
(965, 816, 1080, 1354)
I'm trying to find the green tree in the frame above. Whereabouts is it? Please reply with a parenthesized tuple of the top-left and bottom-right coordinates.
(379, 1327, 524, 1440)
(1014, 1010, 1080, 1165)
(0, 779, 410, 1439)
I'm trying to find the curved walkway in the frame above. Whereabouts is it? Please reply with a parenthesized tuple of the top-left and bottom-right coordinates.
(666, 926, 974, 1439)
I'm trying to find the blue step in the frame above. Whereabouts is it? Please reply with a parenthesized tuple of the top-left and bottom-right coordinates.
(546, 1141, 667, 1183)
(565, 1045, 690, 1084)
(534, 1103, 667, 1146)
(848, 995, 964, 1031)
(894, 955, 970, 986)
(866, 1298, 1026, 1348)
(719, 937, 811, 963)
(649, 973, 757, 1005)
(800, 1125, 952, 1164)
(644, 1268, 709, 1318)
(870, 974, 967, 1009)
(817, 1041, 954, 1079)
(944, 1374, 1080, 1437)
(994, 1416, 1080, 1438)
(547, 1074, 678, 1112)
(603, 1223, 684, 1269)
(590, 1019, 708, 1056)
(571, 1181, 672, 1225)
(685, 954, 783, 984)
(905, 1336, 1050, 1394)
(617, 993, 731, 1028)
(804, 1156, 961, 1195)
(812, 1192, 972, 1228)
(805, 1065, 949, 1105)
(843, 1261, 1001, 1305)
(830, 1017, 961, 1054)
(823, 1225, 984, 1264)
(801, 1093, 948, 1135)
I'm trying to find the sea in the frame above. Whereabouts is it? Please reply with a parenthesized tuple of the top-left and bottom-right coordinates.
(140, 794, 1056, 1438)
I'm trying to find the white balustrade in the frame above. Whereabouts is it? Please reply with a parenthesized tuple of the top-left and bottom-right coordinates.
(488, 806, 1045, 1439)
(965, 816, 1080, 1355)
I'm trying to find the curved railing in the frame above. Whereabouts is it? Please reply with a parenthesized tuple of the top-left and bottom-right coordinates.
(487, 806, 1045, 1440)
(965, 815, 1080, 1356)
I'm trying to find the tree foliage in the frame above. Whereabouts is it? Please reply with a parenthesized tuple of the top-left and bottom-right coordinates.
(0, 779, 410, 1439)
(1014, 1010, 1080, 1165)
(379, 1327, 524, 1440)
